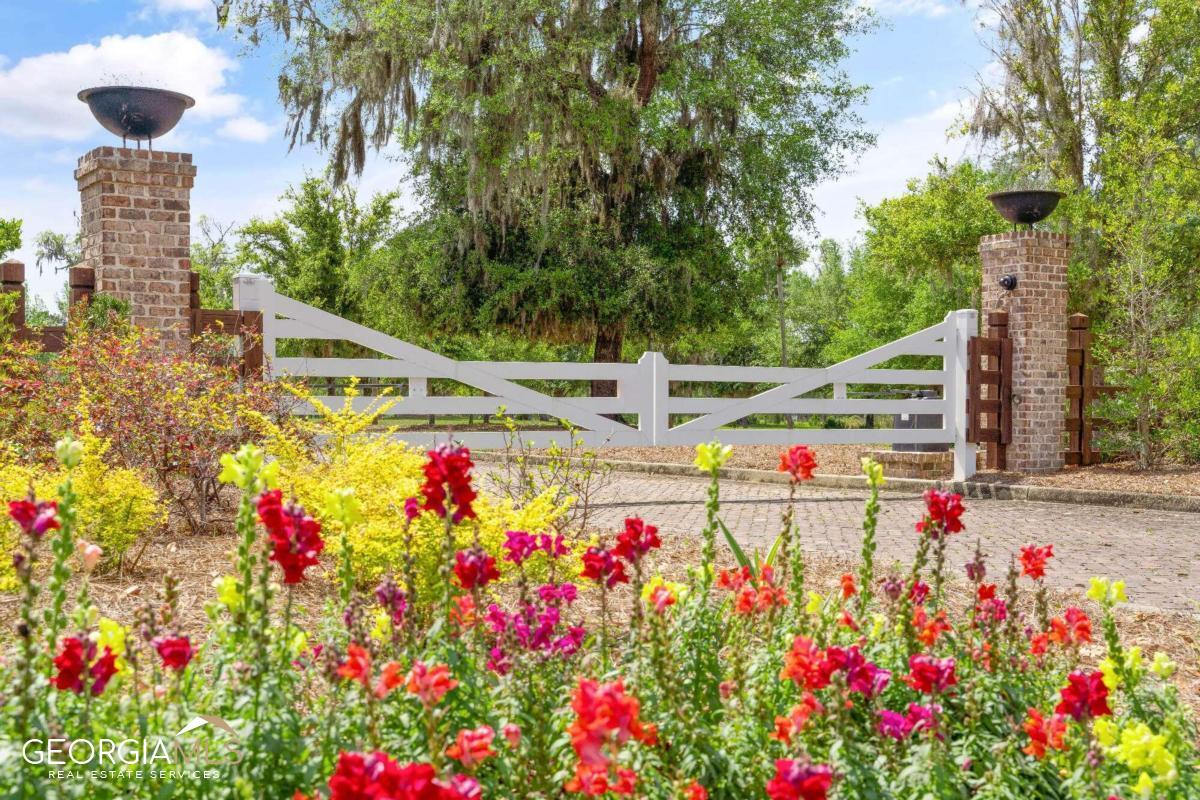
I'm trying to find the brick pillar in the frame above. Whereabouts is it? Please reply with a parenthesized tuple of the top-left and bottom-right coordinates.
(979, 231, 1071, 472)
(75, 147, 196, 346)
(1, 260, 25, 331)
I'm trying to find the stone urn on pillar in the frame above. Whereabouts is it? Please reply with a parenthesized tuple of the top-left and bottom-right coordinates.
(74, 86, 197, 347)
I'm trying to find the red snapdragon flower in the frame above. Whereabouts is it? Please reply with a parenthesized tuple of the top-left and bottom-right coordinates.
(912, 606, 953, 648)
(450, 595, 478, 629)
(915, 489, 965, 537)
(52, 636, 119, 696)
(685, 781, 709, 800)
(1047, 607, 1092, 646)
(338, 644, 372, 687)
(769, 693, 825, 745)
(580, 547, 628, 589)
(646, 584, 677, 614)
(502, 724, 521, 748)
(909, 580, 930, 605)
(406, 661, 458, 708)
(8, 497, 60, 538)
(840, 573, 857, 599)
(421, 444, 477, 523)
(1022, 708, 1068, 758)
(612, 517, 660, 562)
(446, 726, 496, 768)
(719, 566, 787, 615)
(825, 645, 890, 697)
(565, 678, 656, 796)
(1055, 670, 1111, 720)
(765, 760, 833, 800)
(153, 635, 194, 671)
(1019, 544, 1054, 580)
(716, 566, 751, 592)
(781, 636, 833, 691)
(257, 490, 325, 584)
(778, 446, 818, 483)
(376, 661, 405, 699)
(453, 548, 501, 590)
(327, 751, 476, 799)
(902, 654, 958, 694)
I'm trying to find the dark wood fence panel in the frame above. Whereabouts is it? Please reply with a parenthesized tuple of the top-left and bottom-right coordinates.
(3, 263, 260, 378)
(967, 310, 1013, 469)
(189, 272, 264, 378)
(1064, 313, 1118, 466)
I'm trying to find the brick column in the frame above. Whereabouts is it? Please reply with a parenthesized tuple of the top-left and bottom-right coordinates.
(979, 231, 1071, 472)
(1, 260, 25, 330)
(75, 147, 196, 346)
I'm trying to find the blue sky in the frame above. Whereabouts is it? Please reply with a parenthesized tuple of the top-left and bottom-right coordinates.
(0, 0, 992, 304)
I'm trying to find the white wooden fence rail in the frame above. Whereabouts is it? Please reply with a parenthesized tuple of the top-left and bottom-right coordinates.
(234, 275, 979, 479)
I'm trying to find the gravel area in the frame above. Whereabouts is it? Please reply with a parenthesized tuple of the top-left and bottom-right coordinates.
(600, 445, 1200, 497)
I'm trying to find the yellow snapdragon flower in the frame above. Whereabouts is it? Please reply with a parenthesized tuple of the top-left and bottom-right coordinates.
(1087, 576, 1128, 605)
(1113, 722, 1177, 784)
(97, 617, 128, 659)
(805, 591, 825, 615)
(370, 608, 392, 642)
(694, 441, 733, 474)
(213, 575, 243, 613)
(1150, 652, 1176, 679)
(218, 443, 279, 492)
(323, 487, 365, 528)
(860, 457, 885, 486)
(1093, 717, 1117, 748)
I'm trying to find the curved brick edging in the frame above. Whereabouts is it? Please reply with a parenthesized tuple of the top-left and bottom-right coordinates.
(473, 452, 1200, 514)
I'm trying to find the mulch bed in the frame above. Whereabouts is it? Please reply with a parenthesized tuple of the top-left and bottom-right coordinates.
(600, 445, 1200, 497)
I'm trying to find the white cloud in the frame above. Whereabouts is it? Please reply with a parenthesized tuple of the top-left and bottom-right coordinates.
(0, 32, 243, 141)
(810, 98, 974, 246)
(218, 115, 274, 143)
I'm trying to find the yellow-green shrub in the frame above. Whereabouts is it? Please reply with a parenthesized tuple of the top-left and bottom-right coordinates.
(252, 383, 573, 594)
(0, 434, 163, 590)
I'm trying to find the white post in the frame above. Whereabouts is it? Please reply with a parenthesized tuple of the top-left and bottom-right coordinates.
(636, 351, 669, 445)
(233, 274, 276, 378)
(949, 308, 978, 482)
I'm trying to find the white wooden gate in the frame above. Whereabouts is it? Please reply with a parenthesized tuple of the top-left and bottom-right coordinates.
(234, 275, 978, 479)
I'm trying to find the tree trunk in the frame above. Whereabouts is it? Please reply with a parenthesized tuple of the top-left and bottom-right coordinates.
(591, 322, 626, 398)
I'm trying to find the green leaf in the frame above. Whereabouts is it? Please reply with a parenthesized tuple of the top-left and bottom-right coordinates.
(765, 530, 784, 568)
(717, 516, 753, 577)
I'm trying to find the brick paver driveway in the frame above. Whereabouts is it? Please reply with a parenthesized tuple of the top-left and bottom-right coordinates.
(583, 470, 1200, 614)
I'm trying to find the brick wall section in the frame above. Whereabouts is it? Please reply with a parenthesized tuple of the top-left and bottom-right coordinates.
(979, 231, 1071, 472)
(75, 147, 195, 346)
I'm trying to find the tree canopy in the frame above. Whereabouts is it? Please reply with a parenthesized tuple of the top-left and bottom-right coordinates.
(223, 0, 873, 381)
(0, 218, 20, 262)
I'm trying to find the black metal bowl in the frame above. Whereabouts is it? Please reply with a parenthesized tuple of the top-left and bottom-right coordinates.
(986, 189, 1066, 226)
(77, 86, 195, 144)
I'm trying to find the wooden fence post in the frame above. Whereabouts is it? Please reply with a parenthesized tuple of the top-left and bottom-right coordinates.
(1065, 313, 1097, 466)
(988, 311, 1012, 470)
(188, 271, 202, 336)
